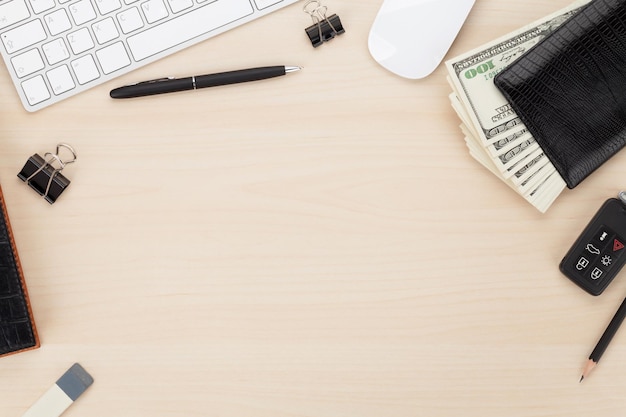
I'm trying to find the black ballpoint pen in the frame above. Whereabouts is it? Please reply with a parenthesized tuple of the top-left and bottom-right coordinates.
(109, 65, 302, 99)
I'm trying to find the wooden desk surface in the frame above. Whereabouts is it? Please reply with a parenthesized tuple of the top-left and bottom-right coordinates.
(2, 0, 626, 415)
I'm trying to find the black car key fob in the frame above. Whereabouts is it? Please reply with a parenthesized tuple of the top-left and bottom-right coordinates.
(560, 192, 626, 295)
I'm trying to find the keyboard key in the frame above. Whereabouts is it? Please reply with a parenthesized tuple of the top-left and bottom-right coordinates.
(140, 0, 168, 24)
(11, 48, 44, 78)
(21, 75, 50, 105)
(95, 41, 130, 74)
(94, 0, 122, 15)
(127, 0, 253, 61)
(167, 0, 193, 13)
(69, 0, 97, 25)
(44, 8, 72, 35)
(29, 0, 56, 14)
(67, 27, 94, 54)
(46, 64, 75, 94)
(71, 54, 99, 84)
(254, 0, 282, 9)
(116, 7, 143, 33)
(92, 17, 119, 44)
(0, 0, 30, 31)
(1, 19, 46, 54)
(42, 38, 70, 65)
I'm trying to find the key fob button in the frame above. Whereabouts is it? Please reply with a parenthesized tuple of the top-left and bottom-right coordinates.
(599, 253, 614, 268)
(589, 267, 604, 281)
(592, 227, 614, 248)
(611, 237, 625, 253)
(575, 256, 591, 271)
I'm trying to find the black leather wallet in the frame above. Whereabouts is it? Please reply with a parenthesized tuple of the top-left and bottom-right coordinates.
(494, 0, 626, 189)
(0, 185, 39, 357)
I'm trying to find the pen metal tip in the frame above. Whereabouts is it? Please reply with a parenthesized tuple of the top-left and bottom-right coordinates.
(285, 66, 302, 73)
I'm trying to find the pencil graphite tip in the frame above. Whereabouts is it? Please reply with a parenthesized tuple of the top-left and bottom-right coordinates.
(580, 359, 596, 383)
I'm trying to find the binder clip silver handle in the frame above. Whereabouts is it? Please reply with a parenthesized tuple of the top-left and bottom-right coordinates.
(18, 143, 77, 204)
(303, 0, 345, 48)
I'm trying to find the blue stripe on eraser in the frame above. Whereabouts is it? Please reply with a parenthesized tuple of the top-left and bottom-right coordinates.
(56, 363, 94, 401)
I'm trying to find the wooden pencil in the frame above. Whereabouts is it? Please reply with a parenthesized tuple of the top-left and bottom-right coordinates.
(580, 296, 626, 382)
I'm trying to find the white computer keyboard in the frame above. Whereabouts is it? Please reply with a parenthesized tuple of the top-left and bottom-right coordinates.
(0, 0, 299, 111)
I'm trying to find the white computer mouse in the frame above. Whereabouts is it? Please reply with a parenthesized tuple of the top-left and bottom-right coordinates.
(368, 0, 475, 79)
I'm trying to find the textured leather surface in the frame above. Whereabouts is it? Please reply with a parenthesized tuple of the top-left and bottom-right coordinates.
(494, 0, 626, 189)
(0, 186, 39, 357)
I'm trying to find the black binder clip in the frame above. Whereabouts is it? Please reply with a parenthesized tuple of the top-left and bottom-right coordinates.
(303, 0, 345, 48)
(18, 143, 77, 204)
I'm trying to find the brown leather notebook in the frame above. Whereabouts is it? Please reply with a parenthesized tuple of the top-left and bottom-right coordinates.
(0, 185, 39, 357)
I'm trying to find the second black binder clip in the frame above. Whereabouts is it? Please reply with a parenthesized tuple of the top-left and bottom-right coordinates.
(18, 143, 77, 204)
(303, 0, 345, 47)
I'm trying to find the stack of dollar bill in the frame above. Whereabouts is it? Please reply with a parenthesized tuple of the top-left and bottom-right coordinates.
(445, 0, 588, 212)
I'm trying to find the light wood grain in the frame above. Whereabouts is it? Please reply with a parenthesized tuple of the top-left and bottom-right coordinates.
(2, 1, 626, 416)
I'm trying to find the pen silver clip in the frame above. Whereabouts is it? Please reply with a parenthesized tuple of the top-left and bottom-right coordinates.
(127, 77, 174, 86)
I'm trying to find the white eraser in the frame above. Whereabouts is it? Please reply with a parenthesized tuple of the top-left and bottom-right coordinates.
(22, 363, 94, 417)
